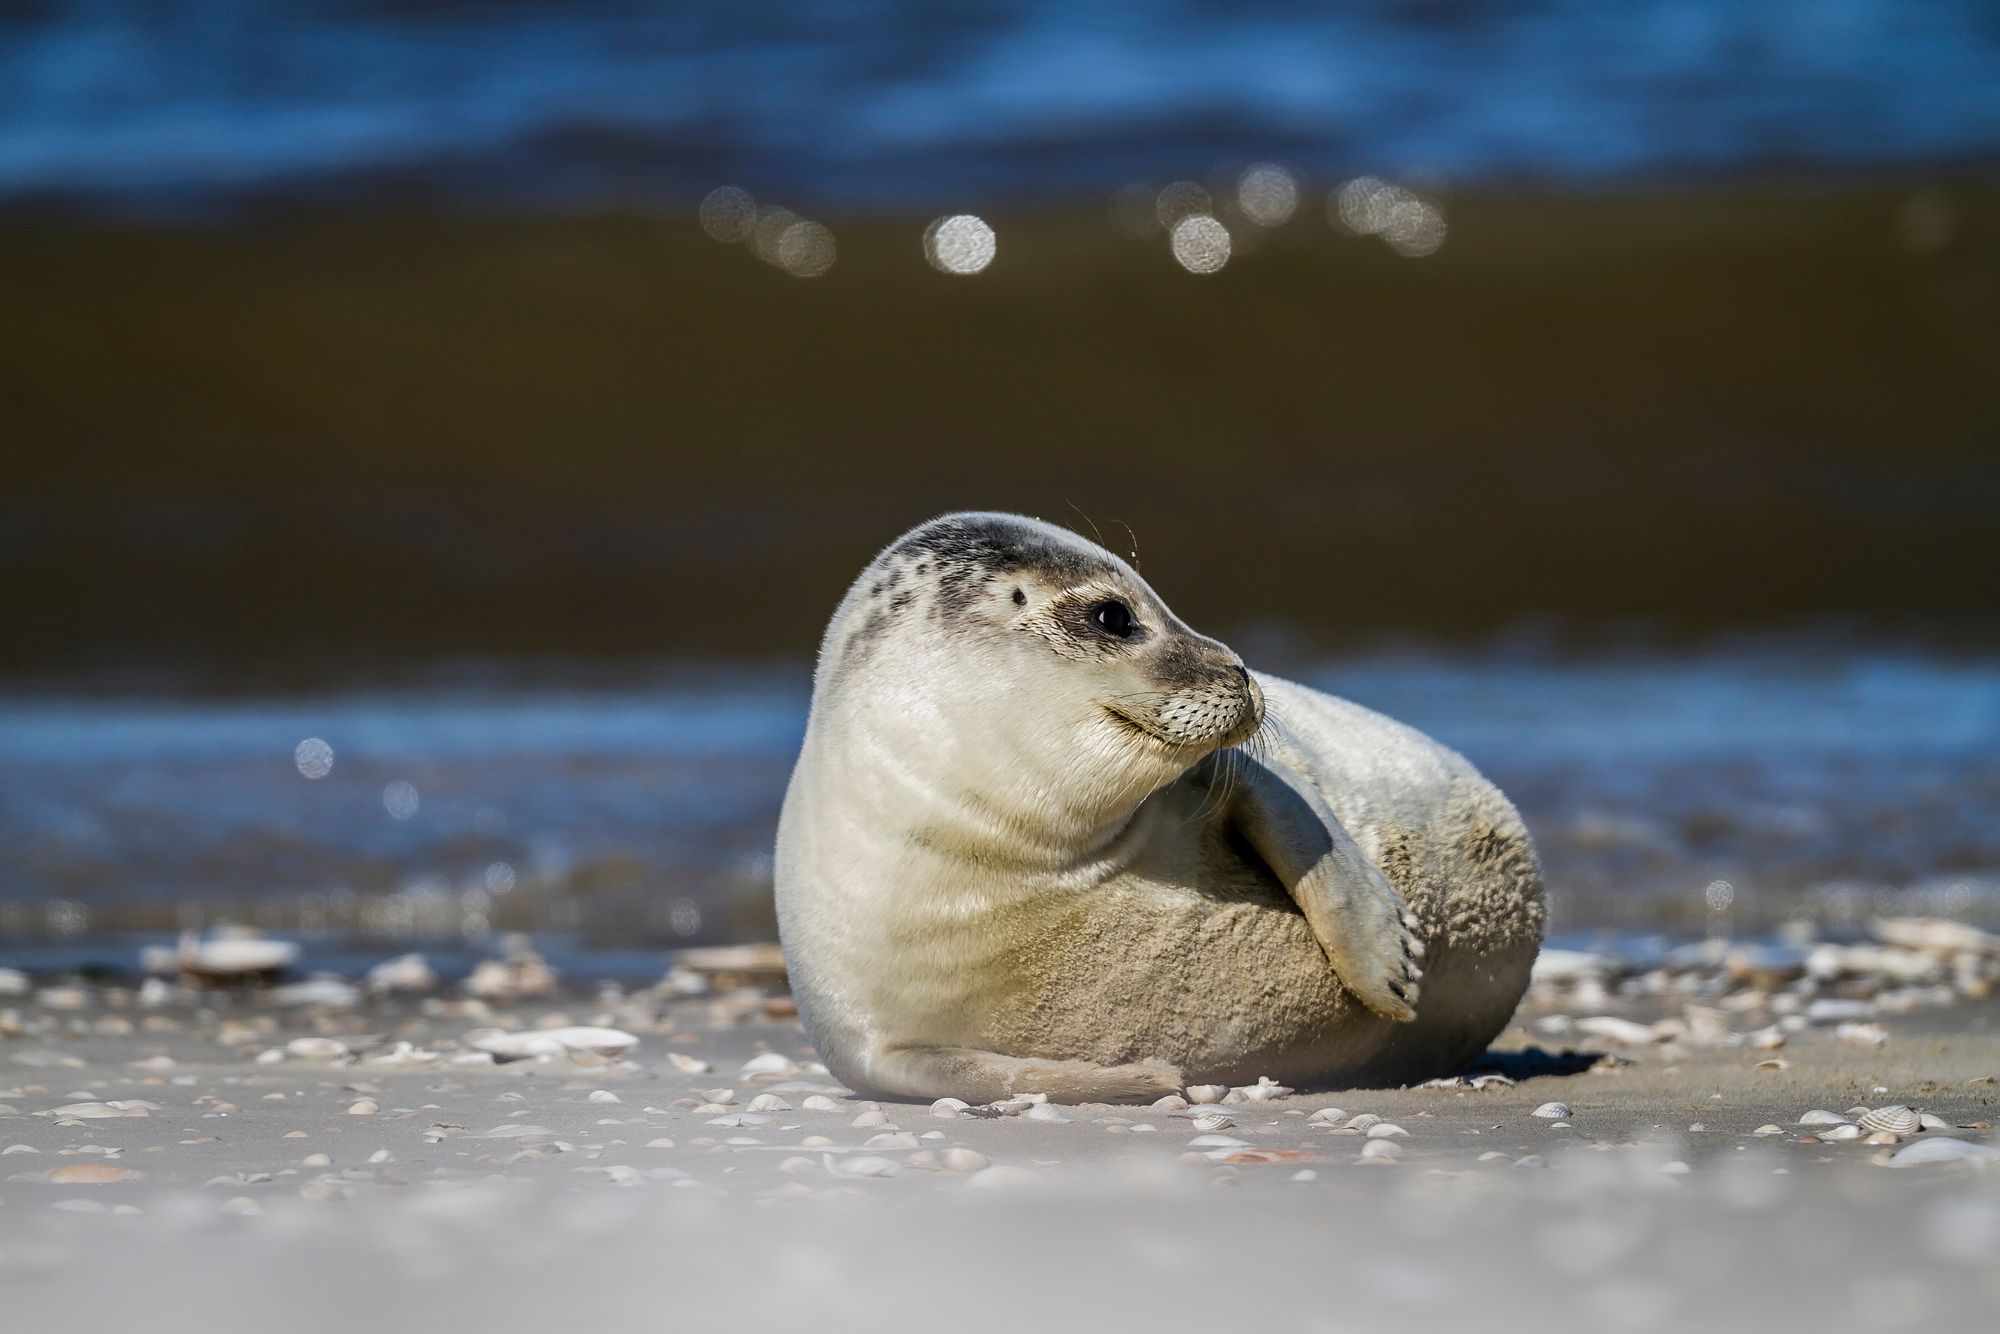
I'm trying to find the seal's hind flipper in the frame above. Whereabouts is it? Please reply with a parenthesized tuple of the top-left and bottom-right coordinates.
(1224, 729, 1424, 1022)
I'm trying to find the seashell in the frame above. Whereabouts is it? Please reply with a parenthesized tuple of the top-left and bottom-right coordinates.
(1919, 1112, 1949, 1132)
(346, 1099, 378, 1116)
(1888, 1137, 2000, 1167)
(801, 1095, 842, 1112)
(1572, 1016, 1661, 1046)
(823, 1153, 898, 1178)
(1188, 1134, 1250, 1148)
(1857, 1105, 1920, 1135)
(1220, 1089, 1248, 1105)
(1477, 1151, 1510, 1162)
(364, 952, 437, 994)
(1359, 1140, 1402, 1161)
(850, 1110, 891, 1128)
(1818, 1122, 1864, 1141)
(1798, 1109, 1851, 1126)
(1151, 1095, 1188, 1111)
(1306, 1108, 1348, 1124)
(1189, 1112, 1236, 1132)
(666, 1052, 712, 1074)
(1185, 1085, 1228, 1104)
(940, 1147, 989, 1173)
(471, 1027, 639, 1060)
(738, 1052, 797, 1077)
(705, 1113, 769, 1128)
(1365, 1123, 1409, 1139)
(1751, 1028, 1788, 1050)
(746, 1093, 792, 1113)
(1845, 1105, 1873, 1117)
(285, 1037, 349, 1061)
(701, 1088, 737, 1105)
(1512, 1155, 1546, 1169)
(1469, 1074, 1516, 1090)
(1531, 1102, 1571, 1119)
(1864, 1131, 1901, 1145)
(37, 1100, 154, 1119)
(930, 1097, 969, 1118)
(1025, 1104, 1068, 1123)
(646, 1138, 676, 1149)
(46, 1163, 141, 1184)
(1836, 1022, 1889, 1048)
(1345, 1113, 1382, 1130)
(586, 1089, 622, 1104)
(1753, 1124, 1784, 1135)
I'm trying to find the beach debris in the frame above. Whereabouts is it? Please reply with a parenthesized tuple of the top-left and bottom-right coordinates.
(38, 1100, 156, 1119)
(463, 938, 559, 1001)
(364, 953, 438, 994)
(0, 967, 28, 995)
(1836, 1022, 1890, 1047)
(1531, 1102, 1572, 1119)
(672, 944, 789, 992)
(1858, 1106, 1921, 1135)
(1235, 1076, 1293, 1102)
(470, 1026, 639, 1060)
(1572, 1017, 1660, 1047)
(1185, 1084, 1228, 1104)
(284, 1037, 350, 1061)
(666, 1053, 713, 1074)
(271, 978, 361, 1008)
(1872, 917, 2000, 957)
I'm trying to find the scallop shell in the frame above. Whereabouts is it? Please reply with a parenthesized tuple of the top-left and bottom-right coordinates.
(1306, 1108, 1348, 1124)
(1531, 1102, 1571, 1119)
(1345, 1113, 1383, 1130)
(745, 1093, 792, 1113)
(1858, 1105, 1920, 1135)
(929, 1097, 969, 1118)
(1798, 1109, 1851, 1126)
(801, 1095, 842, 1112)
(1189, 1112, 1236, 1132)
(1365, 1123, 1408, 1139)
(1185, 1085, 1229, 1105)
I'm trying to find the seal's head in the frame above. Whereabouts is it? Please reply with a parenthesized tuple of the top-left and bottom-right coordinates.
(810, 512, 1261, 852)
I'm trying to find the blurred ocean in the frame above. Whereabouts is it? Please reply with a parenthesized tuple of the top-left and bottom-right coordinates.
(2, 0, 1997, 212)
(4, 640, 1997, 968)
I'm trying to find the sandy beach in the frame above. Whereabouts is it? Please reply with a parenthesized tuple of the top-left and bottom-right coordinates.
(5, 939, 1997, 1330)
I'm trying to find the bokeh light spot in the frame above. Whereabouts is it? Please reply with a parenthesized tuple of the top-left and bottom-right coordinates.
(775, 219, 836, 276)
(1237, 163, 1298, 227)
(1155, 180, 1212, 228)
(294, 737, 334, 779)
(382, 779, 420, 820)
(698, 185, 757, 242)
(1170, 214, 1231, 274)
(924, 214, 996, 274)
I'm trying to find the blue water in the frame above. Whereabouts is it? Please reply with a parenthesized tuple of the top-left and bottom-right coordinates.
(1, 1, 1996, 211)
(2, 641, 1997, 961)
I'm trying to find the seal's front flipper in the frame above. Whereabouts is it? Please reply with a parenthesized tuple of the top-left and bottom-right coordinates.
(858, 1045, 1182, 1105)
(1220, 743, 1424, 1022)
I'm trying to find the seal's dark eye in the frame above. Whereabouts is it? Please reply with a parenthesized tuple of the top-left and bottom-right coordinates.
(1090, 600, 1137, 639)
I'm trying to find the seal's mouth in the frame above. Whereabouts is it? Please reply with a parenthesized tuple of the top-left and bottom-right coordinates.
(1103, 678, 1263, 752)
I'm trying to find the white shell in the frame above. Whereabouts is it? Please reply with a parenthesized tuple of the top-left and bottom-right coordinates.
(1025, 1104, 1069, 1123)
(1888, 1137, 2000, 1167)
(738, 1052, 797, 1077)
(284, 1037, 349, 1060)
(1365, 1123, 1408, 1139)
(1151, 1095, 1189, 1111)
(471, 1026, 639, 1059)
(1189, 1112, 1236, 1132)
(850, 1110, 891, 1128)
(1753, 1124, 1784, 1135)
(1818, 1122, 1864, 1141)
(1858, 1105, 1920, 1135)
(1919, 1112, 1950, 1131)
(1237, 1076, 1293, 1101)
(1185, 1085, 1228, 1104)
(1798, 1109, 1851, 1126)
(745, 1093, 792, 1113)
(930, 1097, 969, 1118)
(1306, 1108, 1348, 1124)
(801, 1095, 843, 1112)
(1345, 1113, 1382, 1130)
(1531, 1102, 1571, 1119)
(666, 1053, 712, 1074)
(586, 1089, 622, 1104)
(823, 1154, 898, 1178)
(940, 1148, 989, 1173)
(1359, 1140, 1403, 1160)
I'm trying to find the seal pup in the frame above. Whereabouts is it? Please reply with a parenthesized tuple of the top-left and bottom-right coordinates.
(776, 512, 1544, 1102)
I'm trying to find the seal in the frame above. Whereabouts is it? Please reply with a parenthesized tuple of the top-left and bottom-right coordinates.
(776, 512, 1544, 1102)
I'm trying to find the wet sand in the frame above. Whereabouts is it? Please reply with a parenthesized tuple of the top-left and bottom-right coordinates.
(4, 958, 1997, 1329)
